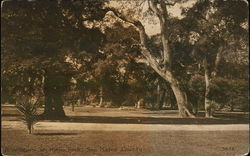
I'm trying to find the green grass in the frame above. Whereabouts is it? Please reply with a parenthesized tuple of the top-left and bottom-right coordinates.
(1, 129, 249, 156)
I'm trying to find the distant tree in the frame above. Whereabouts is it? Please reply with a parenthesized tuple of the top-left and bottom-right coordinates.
(92, 22, 141, 106)
(98, 21, 171, 109)
(183, 0, 248, 117)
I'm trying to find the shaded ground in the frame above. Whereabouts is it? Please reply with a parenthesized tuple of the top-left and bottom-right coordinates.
(2, 105, 249, 124)
(1, 129, 249, 156)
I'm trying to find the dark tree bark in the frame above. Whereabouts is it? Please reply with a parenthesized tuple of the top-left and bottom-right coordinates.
(42, 72, 66, 119)
(154, 85, 166, 110)
(53, 87, 66, 117)
(80, 86, 86, 105)
(43, 85, 53, 117)
(99, 86, 103, 107)
(154, 83, 161, 110)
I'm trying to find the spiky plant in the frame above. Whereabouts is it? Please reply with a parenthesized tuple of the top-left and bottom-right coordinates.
(16, 96, 39, 134)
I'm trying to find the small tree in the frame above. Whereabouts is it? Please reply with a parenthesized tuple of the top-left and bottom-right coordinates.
(15, 95, 39, 134)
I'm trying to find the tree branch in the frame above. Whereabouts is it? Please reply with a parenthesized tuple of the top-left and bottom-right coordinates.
(165, 1, 177, 6)
(104, 8, 136, 25)
(157, 0, 172, 70)
(104, 7, 170, 78)
(211, 47, 224, 77)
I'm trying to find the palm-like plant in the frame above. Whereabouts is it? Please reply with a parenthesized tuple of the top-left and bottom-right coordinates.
(16, 96, 39, 134)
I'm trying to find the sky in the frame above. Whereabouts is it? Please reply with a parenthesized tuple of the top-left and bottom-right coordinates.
(144, 0, 197, 36)
(107, 0, 197, 36)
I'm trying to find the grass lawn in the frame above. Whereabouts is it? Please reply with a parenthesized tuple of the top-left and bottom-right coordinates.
(2, 104, 249, 156)
(1, 129, 249, 156)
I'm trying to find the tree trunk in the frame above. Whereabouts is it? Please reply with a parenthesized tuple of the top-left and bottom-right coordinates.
(80, 88, 86, 105)
(154, 84, 161, 110)
(53, 87, 66, 118)
(27, 123, 33, 134)
(188, 90, 198, 115)
(192, 102, 198, 116)
(203, 48, 223, 117)
(136, 98, 144, 109)
(42, 73, 66, 119)
(99, 96, 103, 107)
(154, 85, 166, 110)
(159, 88, 166, 110)
(169, 90, 176, 109)
(149, 1, 194, 117)
(170, 81, 194, 117)
(230, 99, 234, 112)
(99, 86, 103, 107)
(204, 58, 214, 118)
(43, 84, 53, 117)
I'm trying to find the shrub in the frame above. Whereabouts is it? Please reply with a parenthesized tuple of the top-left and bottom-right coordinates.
(15, 95, 39, 134)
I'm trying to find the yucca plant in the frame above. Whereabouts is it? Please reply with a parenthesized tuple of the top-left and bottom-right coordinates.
(16, 96, 39, 134)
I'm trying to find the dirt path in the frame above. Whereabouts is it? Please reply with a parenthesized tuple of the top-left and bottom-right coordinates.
(2, 121, 249, 131)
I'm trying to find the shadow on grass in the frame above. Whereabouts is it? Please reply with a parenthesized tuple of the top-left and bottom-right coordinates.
(39, 113, 249, 125)
(142, 111, 178, 115)
(2, 114, 21, 117)
(2, 105, 249, 124)
(34, 133, 78, 136)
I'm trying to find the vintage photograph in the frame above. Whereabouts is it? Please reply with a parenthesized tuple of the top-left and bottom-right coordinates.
(1, 0, 249, 155)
